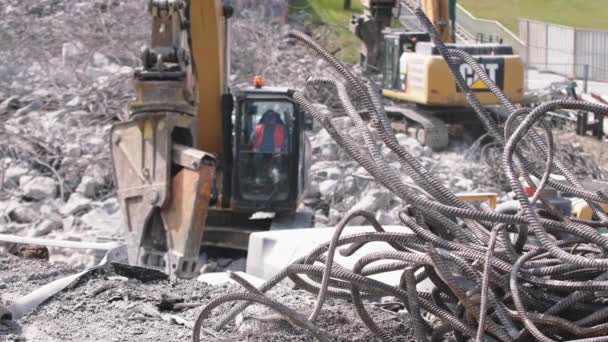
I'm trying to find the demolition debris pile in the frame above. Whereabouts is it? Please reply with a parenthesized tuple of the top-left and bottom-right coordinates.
(1, 0, 606, 259)
(0, 0, 149, 267)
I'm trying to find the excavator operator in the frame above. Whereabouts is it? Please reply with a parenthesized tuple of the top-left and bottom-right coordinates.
(251, 110, 289, 153)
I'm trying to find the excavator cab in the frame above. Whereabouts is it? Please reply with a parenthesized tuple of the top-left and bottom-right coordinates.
(233, 87, 304, 212)
(382, 29, 431, 90)
(200, 86, 311, 251)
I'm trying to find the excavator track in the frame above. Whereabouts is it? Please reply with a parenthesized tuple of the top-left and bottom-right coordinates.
(385, 105, 449, 150)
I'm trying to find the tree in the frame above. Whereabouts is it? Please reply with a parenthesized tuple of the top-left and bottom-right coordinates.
(344, 0, 351, 10)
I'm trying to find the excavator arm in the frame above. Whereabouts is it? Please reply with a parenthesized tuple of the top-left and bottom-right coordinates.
(110, 0, 231, 278)
(190, 0, 228, 154)
(352, 0, 454, 73)
(420, 0, 452, 43)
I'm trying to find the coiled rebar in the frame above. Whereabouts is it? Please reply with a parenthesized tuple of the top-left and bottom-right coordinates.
(193, 8, 608, 342)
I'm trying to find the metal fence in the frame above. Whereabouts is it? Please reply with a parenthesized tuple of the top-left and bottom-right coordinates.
(455, 5, 525, 53)
(518, 18, 608, 82)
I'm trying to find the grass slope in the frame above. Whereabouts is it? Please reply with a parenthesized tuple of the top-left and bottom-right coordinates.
(459, 0, 608, 33)
(290, 0, 364, 63)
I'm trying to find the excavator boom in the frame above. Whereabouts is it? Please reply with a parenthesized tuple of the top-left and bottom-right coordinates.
(420, 0, 452, 43)
(110, 0, 229, 278)
(190, 1, 227, 153)
(352, 0, 454, 72)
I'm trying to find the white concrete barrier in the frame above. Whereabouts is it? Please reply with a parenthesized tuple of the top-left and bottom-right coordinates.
(197, 271, 266, 287)
(246, 225, 423, 288)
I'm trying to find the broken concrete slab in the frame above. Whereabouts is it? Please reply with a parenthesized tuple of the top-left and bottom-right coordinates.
(197, 272, 265, 288)
(305, 180, 320, 199)
(314, 214, 329, 228)
(60, 193, 92, 216)
(100, 197, 120, 214)
(61, 216, 77, 232)
(8, 205, 39, 224)
(28, 220, 62, 237)
(319, 179, 338, 201)
(80, 208, 122, 234)
(20, 176, 56, 201)
(39, 203, 62, 223)
(247, 226, 416, 288)
(75, 176, 99, 198)
(3, 165, 29, 185)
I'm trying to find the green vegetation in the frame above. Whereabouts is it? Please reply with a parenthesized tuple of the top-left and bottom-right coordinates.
(289, 0, 364, 64)
(290, 0, 364, 23)
(459, 0, 608, 33)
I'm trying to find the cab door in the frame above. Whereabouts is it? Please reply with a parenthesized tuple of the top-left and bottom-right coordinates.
(383, 35, 401, 90)
(232, 92, 301, 213)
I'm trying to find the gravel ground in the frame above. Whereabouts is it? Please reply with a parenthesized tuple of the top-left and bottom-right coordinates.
(0, 253, 415, 342)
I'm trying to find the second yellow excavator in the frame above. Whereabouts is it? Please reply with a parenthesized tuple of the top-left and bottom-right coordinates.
(352, 0, 524, 149)
(110, 0, 311, 278)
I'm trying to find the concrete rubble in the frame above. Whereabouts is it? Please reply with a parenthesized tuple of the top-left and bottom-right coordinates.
(20, 176, 57, 201)
(0, 0, 148, 263)
(303, 109, 508, 227)
(2, 0, 608, 340)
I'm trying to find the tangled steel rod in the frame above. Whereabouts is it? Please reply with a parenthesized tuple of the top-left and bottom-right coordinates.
(192, 9, 608, 342)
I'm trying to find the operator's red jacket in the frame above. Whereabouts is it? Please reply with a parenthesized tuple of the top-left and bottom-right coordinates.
(253, 123, 285, 151)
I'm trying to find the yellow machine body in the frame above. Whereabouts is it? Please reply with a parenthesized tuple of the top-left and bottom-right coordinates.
(383, 53, 525, 106)
(573, 200, 608, 221)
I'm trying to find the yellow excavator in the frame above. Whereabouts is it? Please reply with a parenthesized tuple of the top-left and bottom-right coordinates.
(110, 0, 310, 278)
(352, 0, 524, 149)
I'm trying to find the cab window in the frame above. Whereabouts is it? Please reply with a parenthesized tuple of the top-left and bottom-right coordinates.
(237, 100, 295, 202)
(240, 101, 294, 153)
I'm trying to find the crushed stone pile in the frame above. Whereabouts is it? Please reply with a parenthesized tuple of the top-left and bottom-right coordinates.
(0, 254, 412, 342)
(0, 0, 148, 268)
